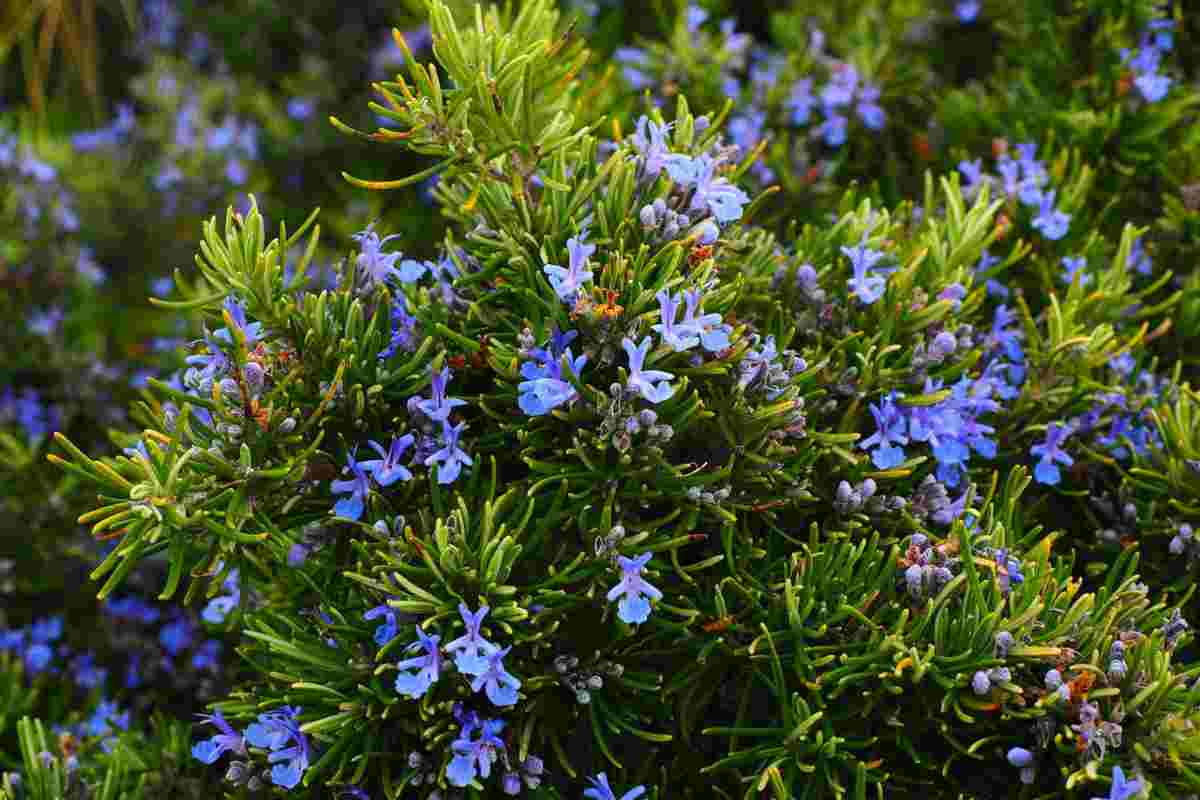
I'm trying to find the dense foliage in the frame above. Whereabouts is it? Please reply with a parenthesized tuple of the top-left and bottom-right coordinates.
(4, 1, 1200, 798)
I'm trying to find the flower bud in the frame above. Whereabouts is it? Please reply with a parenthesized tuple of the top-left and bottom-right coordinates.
(1006, 747, 1034, 768)
(639, 204, 659, 229)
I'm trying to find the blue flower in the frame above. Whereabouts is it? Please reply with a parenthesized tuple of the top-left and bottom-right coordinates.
(446, 717, 506, 787)
(379, 299, 420, 358)
(416, 366, 468, 423)
(331, 450, 372, 521)
(606, 552, 663, 625)
(651, 290, 700, 352)
(679, 289, 732, 352)
(543, 234, 596, 302)
(30, 616, 63, 643)
(629, 117, 695, 183)
(71, 653, 107, 689)
(244, 706, 311, 789)
(1031, 422, 1074, 485)
(286, 98, 314, 121)
(787, 78, 816, 125)
(685, 153, 750, 223)
(1134, 72, 1171, 102)
(518, 345, 587, 416)
(360, 434, 415, 487)
(584, 773, 647, 800)
(191, 709, 246, 764)
(958, 158, 989, 201)
(1031, 189, 1070, 241)
(622, 337, 676, 404)
(955, 1, 980, 23)
(816, 112, 848, 147)
(1094, 766, 1143, 800)
(159, 618, 194, 656)
(394, 627, 443, 699)
(856, 84, 886, 130)
(202, 568, 241, 623)
(614, 47, 653, 90)
(1060, 255, 1091, 287)
(445, 603, 497, 674)
(191, 640, 222, 672)
(1126, 236, 1153, 275)
(470, 645, 522, 707)
(364, 604, 399, 646)
(1006, 747, 1034, 768)
(859, 391, 908, 469)
(425, 419, 473, 484)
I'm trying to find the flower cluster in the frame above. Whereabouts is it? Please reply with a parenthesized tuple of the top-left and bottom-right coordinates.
(1120, 16, 1176, 103)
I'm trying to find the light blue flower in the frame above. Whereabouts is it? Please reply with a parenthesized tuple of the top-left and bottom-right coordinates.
(622, 337, 675, 404)
(606, 552, 662, 624)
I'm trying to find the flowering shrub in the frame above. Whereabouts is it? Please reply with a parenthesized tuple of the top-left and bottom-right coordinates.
(4, 1, 1200, 799)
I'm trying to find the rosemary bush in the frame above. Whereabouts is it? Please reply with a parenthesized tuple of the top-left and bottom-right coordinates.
(4, 0, 1200, 798)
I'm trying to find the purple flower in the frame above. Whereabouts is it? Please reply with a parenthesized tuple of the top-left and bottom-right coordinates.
(364, 604, 399, 646)
(446, 717, 506, 787)
(1007, 747, 1034, 768)
(191, 709, 246, 764)
(425, 419, 472, 484)
(584, 773, 646, 800)
(1031, 421, 1074, 485)
(859, 391, 908, 469)
(352, 223, 405, 288)
(622, 337, 676, 404)
(843, 242, 888, 305)
(360, 434, 415, 487)
(331, 450, 372, 521)
(416, 366, 467, 423)
(606, 552, 663, 625)
(394, 627, 443, 699)
(1031, 189, 1070, 241)
(444, 603, 496, 674)
(543, 234, 596, 302)
(469, 645, 521, 706)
